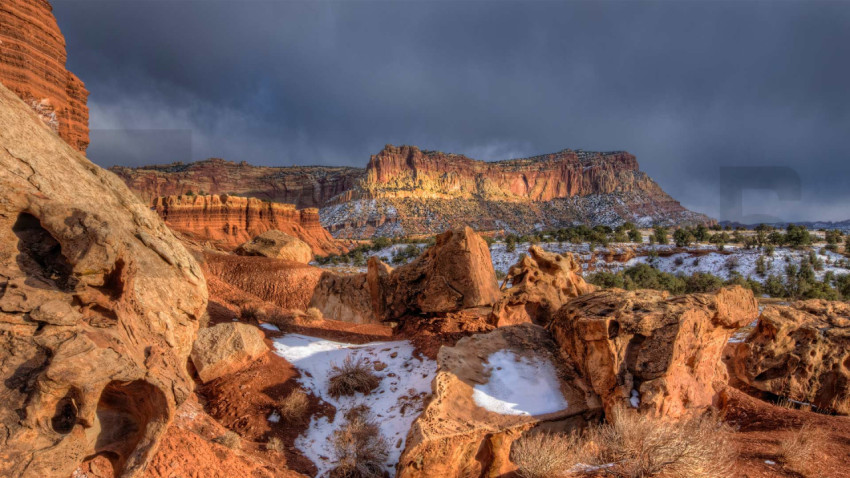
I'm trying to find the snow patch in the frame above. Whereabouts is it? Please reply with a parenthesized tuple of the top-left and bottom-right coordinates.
(259, 323, 280, 332)
(630, 389, 640, 408)
(472, 350, 568, 416)
(271, 334, 436, 476)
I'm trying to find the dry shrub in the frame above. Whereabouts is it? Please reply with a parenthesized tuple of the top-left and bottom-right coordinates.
(304, 306, 323, 323)
(328, 356, 381, 398)
(279, 389, 310, 423)
(240, 304, 265, 321)
(778, 423, 819, 477)
(511, 431, 585, 478)
(591, 407, 736, 478)
(266, 436, 284, 452)
(212, 430, 241, 450)
(329, 413, 389, 478)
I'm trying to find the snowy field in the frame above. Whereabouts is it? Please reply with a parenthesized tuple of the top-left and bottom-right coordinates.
(271, 335, 436, 477)
(472, 350, 568, 416)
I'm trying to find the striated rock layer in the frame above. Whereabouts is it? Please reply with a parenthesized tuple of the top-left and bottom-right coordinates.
(0, 83, 206, 477)
(0, 0, 89, 152)
(113, 145, 713, 238)
(152, 194, 346, 256)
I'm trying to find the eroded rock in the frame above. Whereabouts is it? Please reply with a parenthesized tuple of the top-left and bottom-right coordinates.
(191, 323, 269, 383)
(397, 324, 599, 478)
(550, 286, 757, 418)
(732, 300, 850, 414)
(236, 230, 313, 264)
(0, 83, 206, 477)
(491, 246, 595, 327)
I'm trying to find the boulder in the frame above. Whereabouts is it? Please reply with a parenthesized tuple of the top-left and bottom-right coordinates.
(491, 246, 595, 326)
(397, 324, 599, 478)
(383, 227, 500, 320)
(0, 83, 207, 477)
(235, 229, 313, 263)
(550, 286, 757, 418)
(191, 323, 269, 383)
(732, 300, 850, 414)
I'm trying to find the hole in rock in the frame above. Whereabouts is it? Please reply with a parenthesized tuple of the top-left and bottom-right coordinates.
(51, 393, 79, 434)
(13, 213, 75, 290)
(608, 320, 620, 339)
(94, 380, 168, 475)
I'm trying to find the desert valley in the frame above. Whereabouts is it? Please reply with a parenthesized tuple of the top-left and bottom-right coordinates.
(2, 1, 850, 478)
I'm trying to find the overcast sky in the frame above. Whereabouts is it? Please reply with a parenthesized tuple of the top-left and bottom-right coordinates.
(53, 1, 850, 222)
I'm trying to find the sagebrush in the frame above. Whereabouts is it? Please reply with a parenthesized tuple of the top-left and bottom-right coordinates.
(328, 356, 381, 398)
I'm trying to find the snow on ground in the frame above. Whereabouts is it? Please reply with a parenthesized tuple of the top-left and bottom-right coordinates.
(472, 350, 568, 416)
(271, 334, 436, 477)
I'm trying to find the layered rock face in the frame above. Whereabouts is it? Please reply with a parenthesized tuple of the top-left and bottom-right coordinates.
(550, 286, 758, 418)
(491, 246, 595, 327)
(111, 158, 363, 208)
(113, 145, 713, 239)
(152, 194, 346, 256)
(398, 324, 600, 478)
(0, 83, 206, 476)
(733, 300, 850, 414)
(322, 145, 713, 237)
(0, 0, 89, 152)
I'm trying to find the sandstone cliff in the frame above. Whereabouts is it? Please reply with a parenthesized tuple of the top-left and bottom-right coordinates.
(114, 144, 713, 238)
(0, 0, 89, 152)
(153, 194, 346, 256)
(111, 158, 363, 208)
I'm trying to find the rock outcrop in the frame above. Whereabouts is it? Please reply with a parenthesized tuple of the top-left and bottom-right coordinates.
(236, 230, 313, 264)
(550, 286, 758, 418)
(111, 159, 363, 207)
(397, 324, 600, 478)
(190, 323, 269, 383)
(491, 246, 595, 327)
(0, 0, 89, 152)
(732, 300, 850, 414)
(0, 83, 206, 477)
(152, 194, 346, 256)
(112, 145, 714, 239)
(382, 227, 500, 321)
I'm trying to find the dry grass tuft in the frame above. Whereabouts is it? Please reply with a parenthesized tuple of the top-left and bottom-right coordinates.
(212, 430, 241, 450)
(329, 413, 389, 478)
(778, 423, 819, 477)
(591, 407, 736, 478)
(511, 431, 585, 478)
(266, 436, 285, 453)
(278, 389, 310, 424)
(304, 306, 323, 323)
(328, 356, 381, 398)
(240, 304, 265, 321)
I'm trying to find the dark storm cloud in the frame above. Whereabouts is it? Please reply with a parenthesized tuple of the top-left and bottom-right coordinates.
(53, 1, 850, 221)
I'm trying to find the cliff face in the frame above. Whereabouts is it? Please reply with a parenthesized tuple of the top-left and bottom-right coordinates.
(111, 159, 364, 208)
(0, 0, 89, 152)
(115, 145, 712, 238)
(153, 194, 346, 256)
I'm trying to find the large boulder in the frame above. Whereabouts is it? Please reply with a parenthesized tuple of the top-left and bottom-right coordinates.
(383, 227, 500, 320)
(550, 286, 757, 418)
(732, 300, 850, 414)
(491, 246, 595, 326)
(235, 229, 313, 264)
(190, 323, 269, 383)
(397, 324, 599, 478)
(0, 83, 207, 476)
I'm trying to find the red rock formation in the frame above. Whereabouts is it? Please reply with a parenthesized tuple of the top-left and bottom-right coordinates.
(0, 82, 206, 477)
(152, 194, 346, 256)
(550, 286, 758, 418)
(0, 0, 89, 152)
(111, 158, 363, 207)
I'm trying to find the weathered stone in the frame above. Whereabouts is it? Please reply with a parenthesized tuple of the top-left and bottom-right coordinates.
(732, 299, 850, 414)
(191, 323, 268, 383)
(236, 230, 313, 264)
(550, 286, 757, 418)
(491, 245, 595, 326)
(0, 82, 206, 477)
